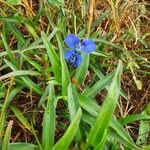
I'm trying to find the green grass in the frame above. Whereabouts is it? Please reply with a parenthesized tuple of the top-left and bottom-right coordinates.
(0, 0, 150, 150)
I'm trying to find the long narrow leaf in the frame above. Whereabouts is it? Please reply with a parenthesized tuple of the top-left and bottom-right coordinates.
(10, 105, 32, 131)
(136, 103, 150, 145)
(52, 108, 82, 150)
(119, 114, 150, 126)
(8, 143, 38, 150)
(6, 22, 25, 46)
(0, 70, 41, 81)
(83, 72, 114, 98)
(4, 59, 43, 95)
(78, 88, 140, 149)
(42, 84, 55, 149)
(1, 33, 17, 66)
(74, 53, 89, 85)
(2, 120, 13, 150)
(56, 32, 70, 95)
(88, 60, 123, 148)
(41, 32, 61, 82)
(67, 84, 81, 142)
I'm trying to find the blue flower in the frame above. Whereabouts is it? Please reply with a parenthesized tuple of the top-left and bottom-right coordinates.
(64, 50, 82, 67)
(64, 34, 96, 53)
(64, 34, 96, 67)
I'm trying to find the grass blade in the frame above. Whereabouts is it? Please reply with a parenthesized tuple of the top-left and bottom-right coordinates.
(46, 15, 70, 95)
(0, 70, 41, 81)
(0, 78, 14, 145)
(2, 120, 13, 150)
(78, 94, 100, 117)
(38, 84, 50, 107)
(8, 86, 23, 103)
(56, 32, 70, 95)
(78, 93, 140, 149)
(6, 22, 25, 46)
(119, 114, 150, 126)
(74, 53, 89, 85)
(136, 103, 150, 145)
(41, 32, 61, 82)
(4, 59, 43, 95)
(91, 64, 128, 100)
(67, 84, 81, 143)
(42, 84, 55, 149)
(10, 105, 32, 131)
(87, 60, 123, 148)
(52, 108, 82, 150)
(110, 118, 141, 150)
(8, 143, 38, 150)
(1, 33, 17, 66)
(82, 72, 114, 98)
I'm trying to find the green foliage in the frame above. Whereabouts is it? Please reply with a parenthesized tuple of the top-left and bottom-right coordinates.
(41, 32, 61, 83)
(6, 0, 21, 5)
(10, 105, 32, 131)
(2, 121, 13, 150)
(87, 60, 123, 149)
(42, 84, 55, 149)
(0, 0, 150, 150)
(8, 143, 38, 150)
(52, 108, 82, 150)
(74, 53, 89, 85)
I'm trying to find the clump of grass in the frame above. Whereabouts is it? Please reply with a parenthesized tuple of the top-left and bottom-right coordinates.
(0, 0, 150, 150)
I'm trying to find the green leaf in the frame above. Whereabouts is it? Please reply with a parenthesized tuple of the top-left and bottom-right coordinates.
(8, 86, 23, 102)
(1, 33, 18, 66)
(2, 121, 13, 150)
(90, 65, 128, 100)
(0, 113, 6, 144)
(0, 70, 41, 81)
(78, 94, 100, 117)
(136, 103, 150, 145)
(4, 59, 43, 95)
(8, 143, 38, 150)
(10, 105, 32, 131)
(19, 53, 42, 72)
(30, 27, 58, 47)
(41, 32, 61, 82)
(42, 84, 55, 149)
(38, 84, 50, 107)
(74, 53, 89, 85)
(110, 118, 141, 150)
(56, 32, 70, 96)
(67, 84, 81, 142)
(137, 120, 149, 145)
(46, 13, 70, 96)
(78, 90, 139, 149)
(47, 0, 64, 6)
(91, 11, 110, 30)
(119, 114, 150, 126)
(68, 84, 80, 120)
(25, 23, 39, 39)
(143, 145, 150, 150)
(88, 60, 123, 148)
(6, 0, 21, 5)
(52, 108, 82, 150)
(6, 22, 25, 46)
(0, 85, 22, 143)
(83, 72, 114, 98)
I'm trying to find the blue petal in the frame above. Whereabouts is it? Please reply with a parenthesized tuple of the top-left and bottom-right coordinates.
(72, 53, 82, 67)
(64, 34, 80, 49)
(64, 50, 82, 67)
(81, 39, 96, 53)
(64, 50, 75, 62)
